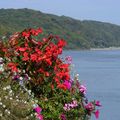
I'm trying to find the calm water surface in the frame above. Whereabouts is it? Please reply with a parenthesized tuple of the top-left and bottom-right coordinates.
(63, 50, 120, 120)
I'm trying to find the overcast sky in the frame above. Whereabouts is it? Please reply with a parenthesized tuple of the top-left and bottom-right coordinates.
(0, 0, 120, 25)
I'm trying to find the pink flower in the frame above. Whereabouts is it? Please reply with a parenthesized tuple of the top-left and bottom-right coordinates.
(65, 56, 72, 64)
(69, 103, 75, 108)
(85, 102, 94, 111)
(63, 100, 78, 111)
(34, 106, 42, 114)
(33, 105, 43, 120)
(72, 100, 78, 107)
(63, 104, 70, 111)
(63, 80, 71, 90)
(13, 75, 20, 80)
(63, 106, 67, 111)
(60, 113, 67, 120)
(95, 101, 102, 107)
(79, 85, 87, 94)
(94, 110, 99, 119)
(36, 113, 43, 120)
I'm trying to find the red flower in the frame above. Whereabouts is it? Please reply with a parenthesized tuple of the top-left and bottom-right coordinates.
(62, 72, 70, 80)
(57, 83, 67, 91)
(38, 68, 49, 77)
(36, 28, 43, 34)
(30, 29, 38, 36)
(24, 42, 29, 47)
(42, 38, 47, 42)
(45, 72, 49, 77)
(45, 58, 52, 65)
(18, 47, 26, 52)
(7, 62, 18, 72)
(30, 28, 43, 36)
(57, 39, 66, 48)
(57, 48, 63, 54)
(22, 52, 29, 61)
(51, 84, 54, 90)
(30, 54, 37, 61)
(35, 48, 42, 55)
(22, 31, 30, 38)
(37, 54, 47, 62)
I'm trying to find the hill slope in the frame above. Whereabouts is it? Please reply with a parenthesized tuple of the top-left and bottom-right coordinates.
(0, 8, 120, 49)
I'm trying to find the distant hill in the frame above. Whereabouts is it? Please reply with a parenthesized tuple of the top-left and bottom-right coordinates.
(0, 8, 120, 49)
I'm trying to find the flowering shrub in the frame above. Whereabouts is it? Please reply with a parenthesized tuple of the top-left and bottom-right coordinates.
(0, 28, 101, 120)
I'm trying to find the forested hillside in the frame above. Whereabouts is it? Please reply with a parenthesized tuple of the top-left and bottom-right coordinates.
(0, 8, 120, 49)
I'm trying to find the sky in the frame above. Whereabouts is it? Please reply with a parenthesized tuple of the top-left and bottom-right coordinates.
(0, 0, 120, 25)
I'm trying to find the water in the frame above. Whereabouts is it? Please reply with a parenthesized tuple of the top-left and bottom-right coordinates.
(63, 50, 120, 120)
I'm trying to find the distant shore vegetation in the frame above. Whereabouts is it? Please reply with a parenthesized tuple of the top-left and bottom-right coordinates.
(0, 8, 120, 49)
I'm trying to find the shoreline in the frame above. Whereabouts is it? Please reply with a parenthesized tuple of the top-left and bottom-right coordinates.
(64, 47, 120, 51)
(90, 47, 120, 51)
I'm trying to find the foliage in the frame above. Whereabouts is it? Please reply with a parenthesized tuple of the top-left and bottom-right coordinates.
(0, 28, 101, 120)
(0, 8, 120, 49)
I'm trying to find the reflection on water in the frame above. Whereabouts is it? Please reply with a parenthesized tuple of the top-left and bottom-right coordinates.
(63, 50, 120, 120)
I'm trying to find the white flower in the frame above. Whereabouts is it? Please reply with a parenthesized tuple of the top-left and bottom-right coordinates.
(6, 85, 11, 90)
(26, 117, 29, 119)
(0, 113, 2, 117)
(34, 113, 37, 116)
(16, 96, 18, 98)
(5, 96, 8, 99)
(0, 57, 3, 62)
(2, 36, 6, 39)
(3, 105, 6, 108)
(0, 102, 2, 105)
(19, 77, 23, 80)
(10, 97, 13, 100)
(3, 87, 7, 90)
(32, 103, 38, 108)
(9, 90, 13, 94)
(0, 64, 3, 67)
(13, 72, 17, 75)
(0, 64, 4, 71)
(18, 69, 21, 73)
(0, 68, 4, 72)
(28, 90, 31, 95)
(19, 80, 24, 86)
(35, 100, 38, 103)
(23, 70, 25, 73)
(76, 74, 79, 77)
(8, 111, 10, 114)
(5, 109, 8, 112)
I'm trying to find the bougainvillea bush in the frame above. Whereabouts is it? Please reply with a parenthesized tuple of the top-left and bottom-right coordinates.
(0, 28, 101, 120)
